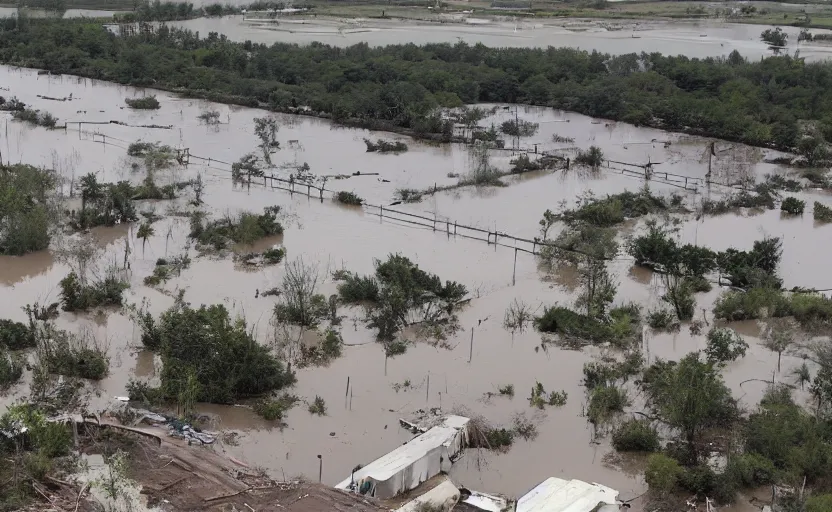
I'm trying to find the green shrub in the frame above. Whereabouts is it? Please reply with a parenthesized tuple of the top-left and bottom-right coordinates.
(12, 108, 59, 128)
(612, 419, 660, 452)
(0, 349, 23, 389)
(807, 494, 832, 512)
(574, 145, 604, 167)
(705, 327, 748, 364)
(814, 201, 832, 222)
(126, 379, 164, 406)
(0, 164, 57, 256)
(125, 96, 160, 109)
(498, 384, 515, 397)
(335, 191, 364, 206)
(364, 138, 408, 153)
(0, 320, 36, 350)
(647, 309, 678, 330)
(189, 207, 283, 250)
(38, 328, 109, 381)
(587, 385, 629, 426)
(254, 394, 298, 421)
(308, 395, 327, 415)
(725, 453, 776, 487)
(147, 303, 296, 404)
(780, 196, 805, 215)
(484, 427, 514, 449)
(713, 287, 791, 321)
(262, 247, 285, 264)
(59, 271, 129, 312)
(338, 273, 380, 302)
(556, 188, 668, 227)
(645, 453, 683, 495)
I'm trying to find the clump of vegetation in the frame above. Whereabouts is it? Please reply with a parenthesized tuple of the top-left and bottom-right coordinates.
(761, 27, 788, 47)
(780, 196, 805, 215)
(701, 184, 777, 214)
(462, 141, 504, 186)
(647, 309, 679, 331)
(0, 96, 25, 112)
(125, 96, 160, 109)
(539, 223, 618, 268)
(587, 385, 629, 427)
(308, 395, 327, 415)
(12, 108, 58, 128)
(394, 188, 423, 203)
(137, 300, 296, 404)
(189, 206, 283, 251)
(59, 270, 129, 312)
(338, 254, 467, 342)
(528, 381, 567, 409)
(503, 298, 534, 334)
(273, 258, 330, 328)
(35, 325, 109, 381)
(71, 174, 137, 230)
(127, 141, 177, 171)
(500, 119, 539, 137)
(0, 403, 74, 508)
(231, 153, 265, 184)
(550, 187, 669, 228)
(144, 254, 191, 286)
(198, 109, 221, 125)
(0, 319, 36, 350)
(336, 191, 364, 206)
(0, 164, 58, 256)
(535, 304, 641, 347)
(552, 133, 575, 143)
(253, 393, 298, 422)
(498, 384, 515, 397)
(364, 138, 408, 153)
(612, 419, 660, 452)
(574, 146, 604, 168)
(814, 201, 832, 222)
(705, 327, 748, 365)
(298, 328, 343, 367)
(0, 349, 24, 389)
(582, 353, 643, 391)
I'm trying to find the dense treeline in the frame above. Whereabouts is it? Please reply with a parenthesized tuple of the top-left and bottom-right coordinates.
(0, 19, 831, 148)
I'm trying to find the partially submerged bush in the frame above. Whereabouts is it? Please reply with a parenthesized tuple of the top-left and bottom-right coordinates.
(500, 119, 539, 137)
(36, 326, 109, 380)
(253, 393, 298, 422)
(702, 184, 777, 214)
(0, 320, 36, 350)
(0, 164, 57, 256)
(645, 453, 683, 495)
(336, 191, 364, 206)
(535, 305, 640, 347)
(539, 223, 618, 267)
(139, 302, 295, 404)
(12, 108, 58, 128)
(395, 188, 423, 203)
(308, 395, 327, 415)
(125, 96, 160, 109)
(553, 188, 668, 227)
(713, 287, 791, 321)
(587, 385, 629, 426)
(780, 196, 805, 215)
(612, 419, 660, 452)
(299, 328, 343, 367)
(364, 138, 408, 153)
(338, 254, 467, 342)
(705, 327, 748, 365)
(647, 309, 678, 331)
(528, 381, 567, 409)
(574, 145, 604, 168)
(59, 271, 129, 312)
(0, 349, 24, 389)
(189, 207, 283, 250)
(814, 201, 832, 222)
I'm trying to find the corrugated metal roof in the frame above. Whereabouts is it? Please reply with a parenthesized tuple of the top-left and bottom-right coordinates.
(336, 424, 463, 488)
(516, 477, 619, 512)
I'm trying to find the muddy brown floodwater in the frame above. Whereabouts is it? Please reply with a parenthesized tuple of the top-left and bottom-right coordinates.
(0, 66, 827, 511)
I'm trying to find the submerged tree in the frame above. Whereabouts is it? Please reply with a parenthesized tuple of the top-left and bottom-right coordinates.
(137, 222, 154, 254)
(253, 116, 280, 165)
(274, 258, 329, 328)
(642, 354, 736, 461)
(576, 258, 617, 318)
(763, 320, 797, 373)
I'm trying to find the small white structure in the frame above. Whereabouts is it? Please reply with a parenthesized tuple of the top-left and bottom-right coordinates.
(395, 478, 461, 512)
(517, 477, 619, 512)
(336, 416, 470, 500)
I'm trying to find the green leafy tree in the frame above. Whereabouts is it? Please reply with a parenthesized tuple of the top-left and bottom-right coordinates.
(137, 222, 154, 254)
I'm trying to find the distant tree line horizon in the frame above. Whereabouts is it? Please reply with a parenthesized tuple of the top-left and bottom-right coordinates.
(0, 18, 829, 151)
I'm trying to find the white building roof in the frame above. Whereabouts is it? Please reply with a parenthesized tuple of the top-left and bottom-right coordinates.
(395, 480, 460, 512)
(336, 424, 465, 488)
(516, 477, 619, 512)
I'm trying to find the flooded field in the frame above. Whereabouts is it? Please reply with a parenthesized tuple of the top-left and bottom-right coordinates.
(0, 64, 828, 511)
(171, 15, 832, 61)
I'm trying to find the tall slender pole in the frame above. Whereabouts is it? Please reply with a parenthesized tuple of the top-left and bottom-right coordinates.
(468, 327, 474, 363)
(317, 455, 322, 483)
(512, 247, 518, 286)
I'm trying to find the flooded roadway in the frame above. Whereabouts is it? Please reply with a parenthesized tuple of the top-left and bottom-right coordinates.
(0, 64, 826, 509)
